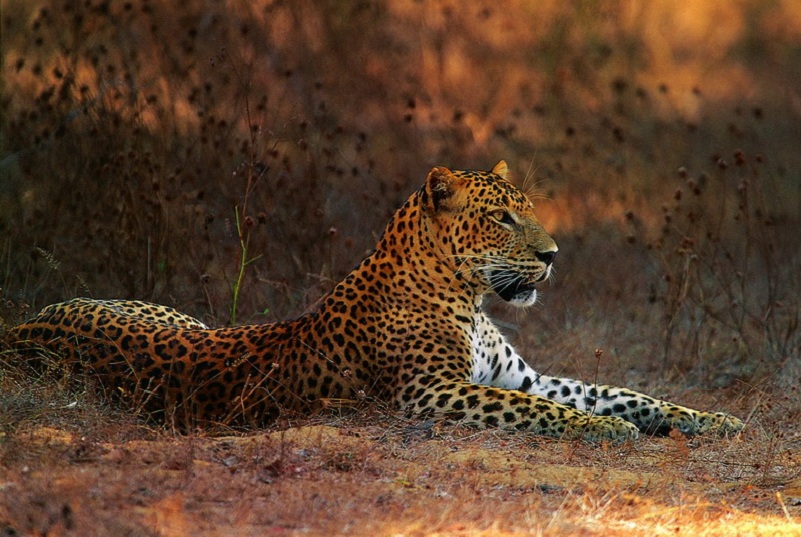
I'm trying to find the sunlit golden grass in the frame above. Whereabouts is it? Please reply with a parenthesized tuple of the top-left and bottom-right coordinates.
(1, 0, 800, 534)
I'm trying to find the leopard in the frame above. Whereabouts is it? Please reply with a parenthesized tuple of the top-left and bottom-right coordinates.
(4, 161, 743, 441)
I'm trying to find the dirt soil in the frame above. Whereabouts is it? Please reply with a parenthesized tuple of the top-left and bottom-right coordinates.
(2, 409, 800, 537)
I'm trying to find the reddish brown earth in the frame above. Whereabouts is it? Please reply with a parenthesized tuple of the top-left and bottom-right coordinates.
(1, 406, 799, 536)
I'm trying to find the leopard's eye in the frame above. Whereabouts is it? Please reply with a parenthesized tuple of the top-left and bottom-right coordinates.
(491, 210, 516, 227)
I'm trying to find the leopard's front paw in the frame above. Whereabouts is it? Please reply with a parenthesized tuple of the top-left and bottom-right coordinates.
(695, 411, 744, 436)
(649, 405, 744, 436)
(567, 415, 640, 443)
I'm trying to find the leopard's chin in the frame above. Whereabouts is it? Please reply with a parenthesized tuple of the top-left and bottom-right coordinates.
(505, 287, 538, 307)
(488, 271, 538, 307)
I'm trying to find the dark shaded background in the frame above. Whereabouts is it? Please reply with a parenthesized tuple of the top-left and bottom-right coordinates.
(2, 0, 799, 384)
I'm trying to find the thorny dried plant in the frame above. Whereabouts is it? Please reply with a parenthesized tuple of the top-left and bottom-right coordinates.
(625, 149, 799, 384)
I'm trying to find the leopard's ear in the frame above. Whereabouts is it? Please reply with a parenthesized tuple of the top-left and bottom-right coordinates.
(491, 160, 508, 179)
(424, 166, 460, 213)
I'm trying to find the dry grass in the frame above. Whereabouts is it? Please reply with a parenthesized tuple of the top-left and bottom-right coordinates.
(2, 1, 801, 535)
(0, 384, 799, 535)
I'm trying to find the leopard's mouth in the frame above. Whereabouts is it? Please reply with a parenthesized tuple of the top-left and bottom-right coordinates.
(488, 270, 538, 303)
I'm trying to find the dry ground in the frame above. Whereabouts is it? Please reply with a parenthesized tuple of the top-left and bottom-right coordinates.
(1, 362, 799, 536)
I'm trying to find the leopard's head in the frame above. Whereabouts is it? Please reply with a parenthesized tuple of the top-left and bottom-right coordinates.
(422, 160, 557, 307)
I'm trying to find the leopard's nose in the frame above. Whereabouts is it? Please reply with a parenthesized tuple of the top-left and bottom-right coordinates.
(535, 250, 556, 266)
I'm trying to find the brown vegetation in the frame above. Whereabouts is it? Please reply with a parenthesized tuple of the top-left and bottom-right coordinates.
(1, 1, 800, 534)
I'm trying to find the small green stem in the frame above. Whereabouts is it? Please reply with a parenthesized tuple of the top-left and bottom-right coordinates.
(231, 209, 248, 325)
